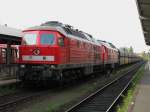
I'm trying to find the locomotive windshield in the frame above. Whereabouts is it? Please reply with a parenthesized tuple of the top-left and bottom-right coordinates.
(23, 34, 37, 45)
(23, 33, 55, 45)
(40, 34, 55, 45)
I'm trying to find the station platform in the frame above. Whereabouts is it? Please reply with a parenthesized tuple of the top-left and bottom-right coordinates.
(132, 61, 150, 112)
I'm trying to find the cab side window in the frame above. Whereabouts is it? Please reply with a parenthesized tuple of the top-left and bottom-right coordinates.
(58, 38, 65, 46)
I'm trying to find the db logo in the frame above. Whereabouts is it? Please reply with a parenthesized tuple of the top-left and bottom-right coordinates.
(33, 49, 40, 55)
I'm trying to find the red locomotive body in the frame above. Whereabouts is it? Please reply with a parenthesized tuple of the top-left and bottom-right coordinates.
(19, 30, 102, 66)
(18, 21, 104, 81)
(19, 30, 63, 65)
(97, 40, 119, 71)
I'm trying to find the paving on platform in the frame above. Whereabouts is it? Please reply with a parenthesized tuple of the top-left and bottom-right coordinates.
(132, 61, 150, 112)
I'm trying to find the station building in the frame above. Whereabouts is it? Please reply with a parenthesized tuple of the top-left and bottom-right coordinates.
(0, 25, 22, 77)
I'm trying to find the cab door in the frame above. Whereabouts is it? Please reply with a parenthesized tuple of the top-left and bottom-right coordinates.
(57, 33, 69, 64)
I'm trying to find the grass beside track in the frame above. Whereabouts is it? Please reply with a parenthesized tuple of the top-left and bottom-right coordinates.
(0, 83, 20, 96)
(116, 64, 145, 112)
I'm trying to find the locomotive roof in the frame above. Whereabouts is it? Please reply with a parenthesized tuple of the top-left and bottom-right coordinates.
(25, 21, 100, 45)
(41, 21, 63, 26)
(97, 40, 118, 51)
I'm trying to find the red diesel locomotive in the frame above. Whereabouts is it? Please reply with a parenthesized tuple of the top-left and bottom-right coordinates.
(97, 40, 119, 72)
(18, 21, 107, 82)
(17, 21, 141, 82)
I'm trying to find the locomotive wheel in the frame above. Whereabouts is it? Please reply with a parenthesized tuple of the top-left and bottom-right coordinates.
(58, 72, 64, 86)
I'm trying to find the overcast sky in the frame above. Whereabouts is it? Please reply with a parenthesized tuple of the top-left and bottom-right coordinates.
(0, 0, 149, 53)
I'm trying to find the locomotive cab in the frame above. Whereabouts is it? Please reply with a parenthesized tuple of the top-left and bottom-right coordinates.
(18, 30, 68, 81)
(19, 30, 67, 64)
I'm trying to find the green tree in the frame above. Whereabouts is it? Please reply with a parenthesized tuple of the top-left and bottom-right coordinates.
(128, 46, 133, 53)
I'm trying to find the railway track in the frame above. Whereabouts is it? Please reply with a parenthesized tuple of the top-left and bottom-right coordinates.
(65, 62, 144, 112)
(0, 62, 143, 112)
(0, 89, 51, 112)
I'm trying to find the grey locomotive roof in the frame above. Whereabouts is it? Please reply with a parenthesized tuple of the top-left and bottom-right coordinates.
(25, 22, 99, 45)
(26, 25, 67, 36)
(0, 25, 22, 37)
(97, 40, 118, 51)
(41, 21, 63, 26)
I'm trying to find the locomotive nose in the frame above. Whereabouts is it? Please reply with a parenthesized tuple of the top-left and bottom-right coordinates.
(19, 45, 57, 63)
(33, 49, 40, 55)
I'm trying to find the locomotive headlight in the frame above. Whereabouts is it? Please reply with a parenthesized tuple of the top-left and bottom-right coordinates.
(20, 65, 25, 68)
(50, 65, 56, 69)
